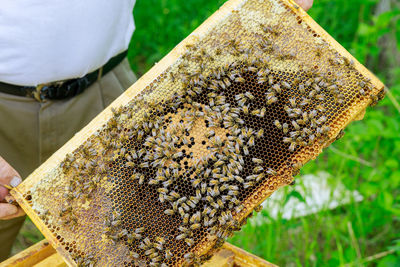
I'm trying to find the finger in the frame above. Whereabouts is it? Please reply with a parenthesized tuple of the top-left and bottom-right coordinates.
(1, 207, 25, 220)
(0, 156, 21, 183)
(0, 158, 20, 183)
(4, 194, 17, 204)
(294, 0, 313, 11)
(0, 204, 25, 220)
(0, 176, 22, 201)
(0, 203, 18, 219)
(0, 186, 7, 201)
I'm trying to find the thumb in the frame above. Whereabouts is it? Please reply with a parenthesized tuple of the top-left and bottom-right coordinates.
(0, 156, 22, 200)
(294, 0, 313, 11)
(0, 156, 21, 184)
(0, 203, 18, 219)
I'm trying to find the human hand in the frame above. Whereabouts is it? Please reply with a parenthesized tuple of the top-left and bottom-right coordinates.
(0, 156, 25, 220)
(295, 0, 313, 11)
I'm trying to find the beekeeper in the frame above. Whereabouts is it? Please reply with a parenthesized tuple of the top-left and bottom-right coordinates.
(0, 0, 312, 261)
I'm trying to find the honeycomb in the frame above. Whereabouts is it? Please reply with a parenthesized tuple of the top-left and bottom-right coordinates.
(11, 0, 384, 266)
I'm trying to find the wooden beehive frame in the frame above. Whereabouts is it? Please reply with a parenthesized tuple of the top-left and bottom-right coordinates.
(11, 0, 384, 265)
(1, 240, 275, 267)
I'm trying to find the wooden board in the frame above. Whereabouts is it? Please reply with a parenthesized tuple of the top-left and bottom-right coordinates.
(1, 241, 275, 267)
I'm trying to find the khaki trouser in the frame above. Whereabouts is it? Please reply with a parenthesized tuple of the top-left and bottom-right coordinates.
(0, 59, 137, 261)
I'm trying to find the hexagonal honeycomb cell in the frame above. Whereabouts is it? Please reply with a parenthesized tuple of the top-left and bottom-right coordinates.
(11, 0, 384, 266)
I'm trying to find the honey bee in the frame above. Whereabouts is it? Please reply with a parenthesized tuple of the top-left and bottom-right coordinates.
(145, 248, 156, 256)
(148, 179, 159, 185)
(302, 127, 311, 136)
(317, 115, 327, 124)
(176, 233, 187, 240)
(170, 191, 180, 199)
(259, 107, 266, 117)
(266, 168, 277, 176)
(252, 158, 264, 164)
(262, 73, 272, 85)
(272, 83, 281, 94)
(184, 252, 194, 261)
(235, 175, 245, 183)
(243, 145, 249, 155)
(235, 93, 245, 101)
(165, 250, 173, 260)
(327, 84, 338, 93)
(190, 223, 201, 230)
(336, 129, 345, 141)
(258, 76, 268, 84)
(187, 200, 197, 209)
(245, 92, 255, 100)
(141, 237, 151, 247)
(282, 81, 291, 89)
(274, 120, 282, 129)
(204, 195, 213, 204)
(261, 24, 280, 36)
(253, 166, 264, 173)
(177, 196, 187, 204)
(289, 142, 297, 152)
(308, 89, 317, 98)
(164, 209, 175, 215)
(151, 256, 162, 263)
(59, 206, 72, 217)
(212, 186, 221, 197)
(182, 203, 190, 212)
(315, 94, 325, 101)
(296, 118, 306, 125)
(247, 66, 258, 72)
(248, 136, 255, 146)
(301, 112, 309, 123)
(192, 178, 202, 187)
(344, 57, 355, 67)
(234, 75, 246, 83)
(129, 251, 140, 260)
(299, 97, 310, 106)
(256, 128, 264, 138)
(265, 90, 275, 99)
(298, 83, 306, 94)
(290, 131, 301, 138)
(288, 97, 297, 108)
(266, 95, 278, 105)
(241, 105, 249, 115)
(219, 184, 229, 192)
(160, 177, 172, 187)
(282, 123, 289, 134)
(321, 125, 330, 134)
(254, 205, 263, 212)
(131, 232, 143, 240)
(250, 173, 263, 182)
(135, 227, 145, 234)
(291, 120, 300, 130)
(243, 181, 254, 188)
(209, 209, 217, 218)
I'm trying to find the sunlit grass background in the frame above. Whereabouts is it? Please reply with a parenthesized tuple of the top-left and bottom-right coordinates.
(13, 0, 400, 266)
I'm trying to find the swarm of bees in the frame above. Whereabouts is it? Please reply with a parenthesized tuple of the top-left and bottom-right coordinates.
(54, 51, 375, 266)
(22, 0, 384, 266)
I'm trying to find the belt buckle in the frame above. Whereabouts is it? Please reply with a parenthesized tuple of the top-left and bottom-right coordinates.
(32, 84, 49, 102)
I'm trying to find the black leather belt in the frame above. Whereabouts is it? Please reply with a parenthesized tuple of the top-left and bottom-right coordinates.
(0, 51, 127, 102)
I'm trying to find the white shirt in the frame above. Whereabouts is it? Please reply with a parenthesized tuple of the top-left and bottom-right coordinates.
(0, 0, 136, 86)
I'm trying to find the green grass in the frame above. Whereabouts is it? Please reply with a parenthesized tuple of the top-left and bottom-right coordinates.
(13, 0, 400, 265)
(127, 1, 400, 265)
(128, 0, 226, 76)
